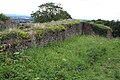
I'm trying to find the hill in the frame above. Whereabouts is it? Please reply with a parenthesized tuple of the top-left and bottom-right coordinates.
(0, 35, 120, 80)
(5, 14, 32, 19)
(5, 14, 33, 23)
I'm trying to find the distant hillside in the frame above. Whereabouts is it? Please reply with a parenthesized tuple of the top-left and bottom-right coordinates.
(5, 14, 32, 20)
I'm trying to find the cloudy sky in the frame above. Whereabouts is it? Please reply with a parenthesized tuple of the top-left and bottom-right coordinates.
(0, 0, 120, 20)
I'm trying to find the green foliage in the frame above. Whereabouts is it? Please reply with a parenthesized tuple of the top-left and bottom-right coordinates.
(31, 2, 72, 23)
(47, 24, 66, 32)
(88, 22, 111, 36)
(0, 29, 29, 41)
(90, 19, 120, 37)
(17, 30, 29, 39)
(68, 22, 73, 26)
(0, 13, 9, 22)
(0, 19, 81, 43)
(114, 71, 120, 80)
(0, 35, 120, 80)
(89, 22, 111, 30)
(47, 24, 56, 32)
(34, 28, 44, 39)
(87, 47, 107, 65)
(67, 20, 80, 27)
(57, 25, 66, 32)
(74, 20, 80, 24)
(91, 25, 108, 36)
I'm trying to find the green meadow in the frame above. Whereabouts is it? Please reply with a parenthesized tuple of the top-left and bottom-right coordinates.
(0, 35, 120, 80)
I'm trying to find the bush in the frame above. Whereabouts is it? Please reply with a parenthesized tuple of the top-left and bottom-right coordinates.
(34, 28, 44, 39)
(68, 22, 73, 26)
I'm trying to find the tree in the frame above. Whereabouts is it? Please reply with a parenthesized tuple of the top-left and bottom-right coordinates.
(31, 2, 72, 23)
(0, 13, 9, 22)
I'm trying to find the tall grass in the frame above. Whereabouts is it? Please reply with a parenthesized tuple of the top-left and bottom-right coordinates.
(0, 35, 120, 80)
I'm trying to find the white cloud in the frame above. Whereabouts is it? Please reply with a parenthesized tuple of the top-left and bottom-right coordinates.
(0, 0, 120, 20)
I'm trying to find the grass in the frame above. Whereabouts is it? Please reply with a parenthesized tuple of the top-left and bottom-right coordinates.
(0, 35, 120, 80)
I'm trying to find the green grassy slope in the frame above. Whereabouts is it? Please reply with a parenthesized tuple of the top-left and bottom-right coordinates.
(0, 35, 120, 80)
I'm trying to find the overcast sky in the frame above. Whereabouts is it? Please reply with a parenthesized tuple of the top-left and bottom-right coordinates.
(0, 0, 120, 20)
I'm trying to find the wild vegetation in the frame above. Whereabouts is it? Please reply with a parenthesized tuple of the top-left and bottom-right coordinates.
(0, 2, 119, 79)
(0, 35, 120, 80)
(83, 22, 112, 37)
(90, 19, 120, 37)
(0, 19, 112, 53)
(0, 19, 80, 41)
(0, 13, 9, 22)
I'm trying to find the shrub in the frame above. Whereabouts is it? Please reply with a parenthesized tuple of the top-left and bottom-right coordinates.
(47, 25, 56, 32)
(56, 25, 66, 32)
(34, 28, 44, 39)
(68, 22, 73, 26)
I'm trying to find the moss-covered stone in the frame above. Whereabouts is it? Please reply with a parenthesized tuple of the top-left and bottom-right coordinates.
(89, 22, 111, 30)
(0, 19, 112, 53)
(88, 22, 112, 36)
(91, 25, 108, 36)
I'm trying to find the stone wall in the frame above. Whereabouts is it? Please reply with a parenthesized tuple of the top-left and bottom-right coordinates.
(81, 22, 112, 37)
(0, 19, 18, 31)
(0, 22, 112, 52)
